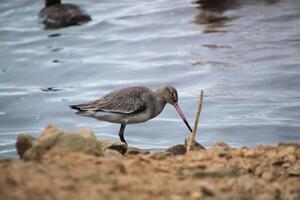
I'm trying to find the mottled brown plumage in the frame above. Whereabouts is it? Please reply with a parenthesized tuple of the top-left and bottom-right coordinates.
(70, 85, 192, 144)
(75, 87, 149, 114)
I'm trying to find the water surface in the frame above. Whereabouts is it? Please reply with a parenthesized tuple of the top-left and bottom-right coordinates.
(1, 0, 300, 158)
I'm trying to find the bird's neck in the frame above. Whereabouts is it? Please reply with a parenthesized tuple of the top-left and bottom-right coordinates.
(153, 89, 167, 117)
(45, 0, 61, 7)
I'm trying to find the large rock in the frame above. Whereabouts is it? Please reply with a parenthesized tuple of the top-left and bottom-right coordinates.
(23, 133, 104, 160)
(38, 125, 96, 141)
(16, 125, 128, 160)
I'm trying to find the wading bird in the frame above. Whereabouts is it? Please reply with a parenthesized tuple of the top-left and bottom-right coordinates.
(70, 85, 192, 144)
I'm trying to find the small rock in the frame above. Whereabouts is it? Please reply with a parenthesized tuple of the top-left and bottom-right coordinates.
(126, 147, 149, 155)
(282, 162, 291, 168)
(165, 144, 187, 155)
(212, 141, 231, 158)
(190, 191, 202, 199)
(272, 157, 285, 166)
(184, 138, 206, 151)
(254, 166, 263, 176)
(38, 124, 66, 141)
(237, 176, 256, 192)
(288, 161, 300, 177)
(171, 194, 183, 200)
(285, 154, 297, 164)
(148, 151, 170, 160)
(239, 160, 253, 173)
(100, 139, 127, 155)
(234, 148, 244, 157)
(78, 128, 96, 139)
(15, 134, 38, 158)
(179, 169, 193, 178)
(200, 185, 215, 196)
(289, 170, 300, 177)
(243, 149, 257, 158)
(261, 171, 274, 181)
(212, 141, 230, 149)
(104, 149, 123, 158)
(277, 146, 296, 158)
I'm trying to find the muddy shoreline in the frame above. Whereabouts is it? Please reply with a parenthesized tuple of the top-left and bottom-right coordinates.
(0, 125, 299, 200)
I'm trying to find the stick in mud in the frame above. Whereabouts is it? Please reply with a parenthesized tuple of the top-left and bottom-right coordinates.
(187, 90, 204, 152)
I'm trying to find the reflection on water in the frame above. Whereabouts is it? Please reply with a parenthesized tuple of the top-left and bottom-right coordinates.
(194, 0, 282, 33)
(194, 0, 240, 33)
(0, 0, 300, 158)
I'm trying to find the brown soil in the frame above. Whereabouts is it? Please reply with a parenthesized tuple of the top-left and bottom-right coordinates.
(0, 125, 299, 200)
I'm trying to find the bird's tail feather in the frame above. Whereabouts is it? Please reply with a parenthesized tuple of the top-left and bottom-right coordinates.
(69, 104, 82, 111)
(69, 101, 97, 111)
(70, 104, 96, 118)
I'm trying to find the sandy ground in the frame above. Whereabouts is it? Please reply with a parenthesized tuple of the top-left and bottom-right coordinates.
(0, 125, 299, 200)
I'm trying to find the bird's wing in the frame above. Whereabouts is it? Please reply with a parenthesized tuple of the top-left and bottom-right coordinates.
(72, 87, 148, 114)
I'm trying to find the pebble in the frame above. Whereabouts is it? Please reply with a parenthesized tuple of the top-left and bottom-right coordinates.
(165, 144, 187, 155)
(261, 171, 274, 181)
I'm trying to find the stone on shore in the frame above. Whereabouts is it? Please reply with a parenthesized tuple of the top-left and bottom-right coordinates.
(15, 134, 38, 159)
(16, 125, 127, 160)
(184, 137, 206, 151)
(166, 144, 187, 155)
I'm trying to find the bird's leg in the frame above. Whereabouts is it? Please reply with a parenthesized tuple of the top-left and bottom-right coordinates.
(119, 122, 127, 144)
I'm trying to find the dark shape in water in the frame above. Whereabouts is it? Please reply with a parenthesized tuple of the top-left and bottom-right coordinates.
(1, 67, 7, 73)
(50, 47, 63, 52)
(48, 33, 62, 37)
(52, 59, 64, 63)
(193, 0, 280, 33)
(41, 87, 62, 92)
(39, 0, 92, 29)
(195, 0, 240, 13)
(194, 0, 240, 33)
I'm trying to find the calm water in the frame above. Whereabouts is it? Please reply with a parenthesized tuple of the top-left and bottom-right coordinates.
(1, 0, 300, 158)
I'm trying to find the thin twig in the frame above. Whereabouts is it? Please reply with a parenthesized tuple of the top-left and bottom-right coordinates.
(187, 90, 204, 152)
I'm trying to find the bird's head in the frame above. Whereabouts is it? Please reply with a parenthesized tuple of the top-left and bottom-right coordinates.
(157, 85, 192, 132)
(160, 85, 178, 105)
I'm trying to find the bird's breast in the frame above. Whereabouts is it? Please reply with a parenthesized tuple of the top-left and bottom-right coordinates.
(94, 111, 125, 124)
(126, 109, 153, 124)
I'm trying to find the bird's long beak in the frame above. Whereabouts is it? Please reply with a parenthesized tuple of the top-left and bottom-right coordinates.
(173, 103, 193, 132)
